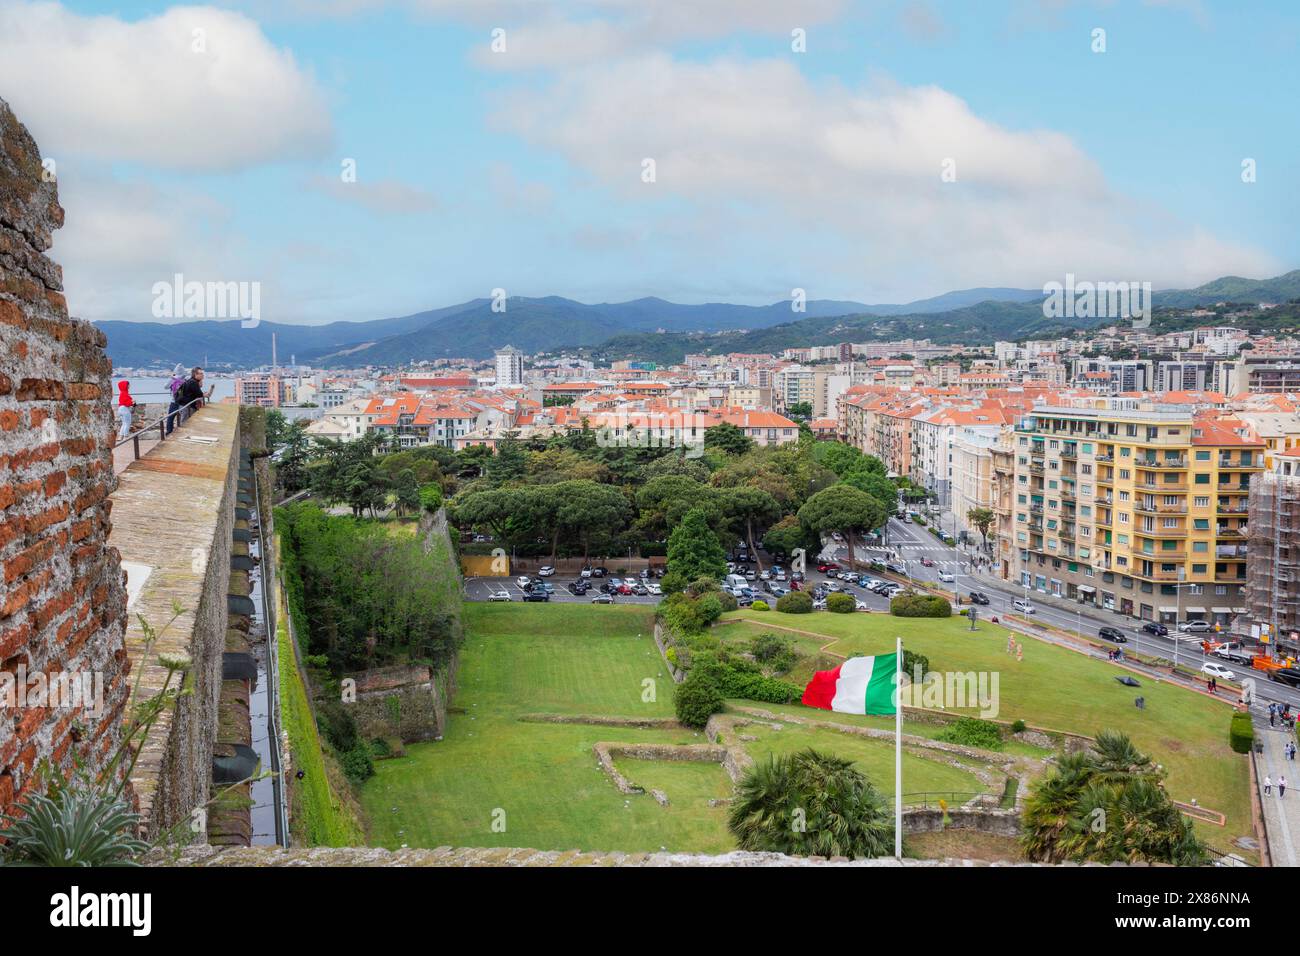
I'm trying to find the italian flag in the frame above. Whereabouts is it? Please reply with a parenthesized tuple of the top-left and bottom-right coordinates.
(801, 653, 898, 715)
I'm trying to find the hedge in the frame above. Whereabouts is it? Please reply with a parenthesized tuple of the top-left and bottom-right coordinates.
(1229, 712, 1254, 754)
(776, 591, 813, 614)
(890, 593, 951, 617)
(826, 592, 856, 614)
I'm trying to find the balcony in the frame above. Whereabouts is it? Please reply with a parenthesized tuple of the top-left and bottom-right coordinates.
(1029, 503, 1043, 514)
(1138, 548, 1187, 561)
(1028, 462, 1044, 475)
(1217, 501, 1248, 515)
(1060, 487, 1076, 502)
(1216, 546, 1249, 559)
(1060, 446, 1077, 460)
(1215, 574, 1248, 585)
(1137, 457, 1188, 470)
(1095, 515, 1113, 529)
(1140, 527, 1188, 539)
(1141, 568, 1186, 581)
(1134, 502, 1187, 516)
(1136, 481, 1187, 493)
(1097, 495, 1114, 506)
(1218, 458, 1258, 470)
(1216, 526, 1245, 538)
(1028, 519, 1044, 532)
(1096, 476, 1114, 488)
(1058, 525, 1076, 541)
(1095, 454, 1114, 463)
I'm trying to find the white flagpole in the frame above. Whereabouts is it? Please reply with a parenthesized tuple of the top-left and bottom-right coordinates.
(895, 635, 902, 859)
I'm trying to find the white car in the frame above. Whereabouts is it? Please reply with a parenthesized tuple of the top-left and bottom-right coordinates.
(745, 570, 757, 581)
(1200, 662, 1235, 681)
(831, 532, 844, 542)
(537, 566, 555, 577)
(580, 566, 593, 578)
(1013, 599, 1036, 614)
(774, 570, 787, 581)
(646, 583, 662, 596)
(488, 590, 512, 602)
(938, 570, 955, 583)
(516, 576, 532, 589)
(855, 598, 870, 611)
(759, 570, 771, 580)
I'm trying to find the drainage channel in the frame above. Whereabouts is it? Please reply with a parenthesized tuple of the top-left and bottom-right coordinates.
(246, 460, 287, 846)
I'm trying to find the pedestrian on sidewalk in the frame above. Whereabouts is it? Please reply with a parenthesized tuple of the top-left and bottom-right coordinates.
(1265, 774, 1272, 795)
(1280, 775, 1287, 798)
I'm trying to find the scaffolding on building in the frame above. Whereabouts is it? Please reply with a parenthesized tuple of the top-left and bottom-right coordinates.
(1246, 472, 1300, 653)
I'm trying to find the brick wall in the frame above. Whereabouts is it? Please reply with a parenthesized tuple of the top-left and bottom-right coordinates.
(0, 97, 130, 812)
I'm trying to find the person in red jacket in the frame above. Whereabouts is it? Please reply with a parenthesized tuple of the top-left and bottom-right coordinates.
(116, 380, 135, 440)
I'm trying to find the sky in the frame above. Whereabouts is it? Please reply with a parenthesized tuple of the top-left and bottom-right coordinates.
(1, 0, 1296, 325)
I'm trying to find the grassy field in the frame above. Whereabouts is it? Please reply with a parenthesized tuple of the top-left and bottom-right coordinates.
(359, 603, 988, 852)
(725, 609, 1252, 856)
(277, 597, 366, 847)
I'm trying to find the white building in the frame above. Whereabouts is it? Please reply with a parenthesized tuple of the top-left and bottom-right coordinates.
(495, 346, 524, 388)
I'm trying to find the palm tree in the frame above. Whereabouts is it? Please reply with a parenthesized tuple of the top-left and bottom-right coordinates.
(1021, 732, 1206, 865)
(728, 749, 893, 859)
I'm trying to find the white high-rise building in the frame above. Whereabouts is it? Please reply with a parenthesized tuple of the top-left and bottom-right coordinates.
(495, 345, 524, 388)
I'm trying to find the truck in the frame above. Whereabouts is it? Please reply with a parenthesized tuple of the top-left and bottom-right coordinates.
(1210, 642, 1259, 665)
(725, 574, 749, 592)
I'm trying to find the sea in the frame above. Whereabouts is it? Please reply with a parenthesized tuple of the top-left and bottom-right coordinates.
(112, 374, 237, 404)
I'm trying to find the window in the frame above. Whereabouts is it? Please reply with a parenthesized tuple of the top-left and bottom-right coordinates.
(1193, 541, 1208, 552)
(1194, 496, 1209, 508)
(1195, 450, 1211, 461)
(1194, 519, 1209, 530)
(1195, 474, 1210, 484)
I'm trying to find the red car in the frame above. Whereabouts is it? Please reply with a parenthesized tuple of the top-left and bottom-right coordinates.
(617, 582, 634, 595)
(921, 558, 935, 568)
(789, 580, 801, 591)
(817, 563, 840, 573)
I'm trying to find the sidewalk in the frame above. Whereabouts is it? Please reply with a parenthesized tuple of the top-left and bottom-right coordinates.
(1254, 718, 1300, 866)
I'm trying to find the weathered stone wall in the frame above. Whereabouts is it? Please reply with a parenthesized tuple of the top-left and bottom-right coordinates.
(0, 97, 129, 813)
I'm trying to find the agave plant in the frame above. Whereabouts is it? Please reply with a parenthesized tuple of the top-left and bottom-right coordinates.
(0, 788, 147, 867)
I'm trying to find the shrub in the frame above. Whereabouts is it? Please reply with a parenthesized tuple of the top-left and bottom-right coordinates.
(691, 652, 801, 704)
(750, 632, 797, 675)
(902, 649, 931, 678)
(716, 591, 739, 613)
(751, 599, 770, 611)
(341, 745, 375, 783)
(1229, 712, 1254, 754)
(675, 673, 725, 728)
(890, 593, 951, 617)
(935, 717, 1004, 751)
(1011, 719, 1027, 734)
(826, 593, 856, 614)
(776, 591, 813, 614)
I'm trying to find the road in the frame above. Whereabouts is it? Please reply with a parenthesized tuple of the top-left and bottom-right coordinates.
(826, 515, 1300, 713)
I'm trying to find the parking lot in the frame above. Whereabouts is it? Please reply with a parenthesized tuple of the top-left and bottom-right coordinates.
(463, 575, 664, 605)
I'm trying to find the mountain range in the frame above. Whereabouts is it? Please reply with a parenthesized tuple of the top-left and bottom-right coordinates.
(95, 271, 1300, 369)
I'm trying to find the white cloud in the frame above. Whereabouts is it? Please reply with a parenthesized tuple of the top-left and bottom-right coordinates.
(306, 174, 438, 214)
(0, 1, 333, 171)
(489, 54, 1275, 296)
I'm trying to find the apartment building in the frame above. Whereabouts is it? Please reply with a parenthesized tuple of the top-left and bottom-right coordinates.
(1246, 462, 1300, 651)
(1011, 402, 1263, 626)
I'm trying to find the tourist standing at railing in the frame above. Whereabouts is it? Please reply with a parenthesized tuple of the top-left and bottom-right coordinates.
(165, 363, 185, 436)
(175, 367, 207, 425)
(115, 380, 135, 440)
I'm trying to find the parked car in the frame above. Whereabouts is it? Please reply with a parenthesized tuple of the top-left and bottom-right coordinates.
(812, 598, 827, 611)
(1098, 626, 1127, 644)
(640, 568, 651, 580)
(920, 557, 934, 568)
(569, 581, 589, 595)
(1140, 622, 1168, 636)
(825, 582, 842, 592)
(632, 583, 649, 596)
(522, 591, 550, 602)
(1178, 620, 1213, 634)
(537, 566, 555, 577)
(600, 581, 617, 594)
(516, 575, 532, 589)
(580, 565, 593, 578)
(539, 582, 555, 595)
(938, 570, 955, 583)
(1012, 598, 1036, 614)
(488, 590, 512, 602)
(591, 567, 608, 578)
(646, 583, 662, 596)
(617, 582, 634, 595)
(791, 571, 804, 582)
(817, 563, 840, 573)
(759, 570, 771, 580)
(886, 563, 907, 576)
(769, 586, 788, 599)
(855, 598, 871, 611)
(1200, 662, 1235, 681)
(591, 593, 614, 604)
(968, 591, 990, 605)
(745, 570, 757, 581)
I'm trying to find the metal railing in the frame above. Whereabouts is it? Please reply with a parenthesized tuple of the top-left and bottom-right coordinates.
(888, 790, 985, 809)
(251, 460, 290, 847)
(112, 395, 206, 461)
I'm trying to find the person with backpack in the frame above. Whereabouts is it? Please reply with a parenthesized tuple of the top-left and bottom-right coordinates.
(175, 367, 207, 425)
(165, 363, 185, 436)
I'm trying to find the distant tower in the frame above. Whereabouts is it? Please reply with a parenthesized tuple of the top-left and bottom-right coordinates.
(495, 345, 524, 388)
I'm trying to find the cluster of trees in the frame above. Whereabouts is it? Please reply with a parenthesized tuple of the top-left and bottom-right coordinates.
(278, 502, 462, 673)
(266, 408, 905, 582)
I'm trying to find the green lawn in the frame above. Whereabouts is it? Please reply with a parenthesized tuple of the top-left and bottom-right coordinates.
(726, 609, 1252, 856)
(360, 603, 996, 852)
